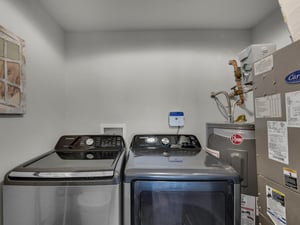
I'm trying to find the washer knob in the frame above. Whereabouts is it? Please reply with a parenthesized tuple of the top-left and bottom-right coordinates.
(161, 137, 170, 145)
(85, 138, 94, 146)
(86, 153, 95, 159)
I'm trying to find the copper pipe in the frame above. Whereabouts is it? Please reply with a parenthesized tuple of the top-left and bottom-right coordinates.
(228, 59, 244, 105)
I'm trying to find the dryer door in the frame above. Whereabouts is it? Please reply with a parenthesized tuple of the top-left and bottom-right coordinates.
(131, 180, 240, 225)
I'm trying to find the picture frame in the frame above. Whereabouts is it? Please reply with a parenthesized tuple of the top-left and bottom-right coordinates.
(0, 25, 25, 114)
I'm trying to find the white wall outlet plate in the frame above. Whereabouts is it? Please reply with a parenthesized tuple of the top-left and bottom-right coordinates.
(169, 112, 184, 127)
(100, 123, 126, 139)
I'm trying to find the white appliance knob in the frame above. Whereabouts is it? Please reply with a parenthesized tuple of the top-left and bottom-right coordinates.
(85, 138, 94, 146)
(86, 153, 95, 159)
(161, 138, 170, 145)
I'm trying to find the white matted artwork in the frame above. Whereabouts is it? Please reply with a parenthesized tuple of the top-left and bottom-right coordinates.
(0, 25, 25, 114)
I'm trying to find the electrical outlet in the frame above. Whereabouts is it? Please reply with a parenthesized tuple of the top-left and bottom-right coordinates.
(169, 112, 184, 127)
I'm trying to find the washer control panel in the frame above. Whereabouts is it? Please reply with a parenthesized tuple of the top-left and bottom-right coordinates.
(55, 135, 125, 150)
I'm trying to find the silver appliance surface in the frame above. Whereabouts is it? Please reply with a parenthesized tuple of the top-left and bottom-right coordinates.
(125, 147, 240, 181)
(8, 151, 118, 179)
(126, 134, 239, 180)
(206, 122, 257, 195)
(3, 135, 126, 225)
(5, 135, 124, 181)
(206, 122, 258, 225)
(124, 134, 241, 225)
(253, 40, 300, 225)
(25, 152, 116, 169)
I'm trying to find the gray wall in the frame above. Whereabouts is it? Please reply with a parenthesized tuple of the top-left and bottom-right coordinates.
(0, 1, 65, 222)
(0, 0, 65, 179)
(63, 8, 292, 146)
(252, 8, 291, 49)
(0, 4, 291, 174)
(64, 30, 252, 144)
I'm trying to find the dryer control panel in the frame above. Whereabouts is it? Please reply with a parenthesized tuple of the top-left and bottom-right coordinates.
(131, 134, 201, 156)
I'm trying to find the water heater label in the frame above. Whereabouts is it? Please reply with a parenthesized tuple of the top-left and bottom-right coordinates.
(205, 147, 220, 158)
(230, 133, 243, 145)
(241, 194, 256, 225)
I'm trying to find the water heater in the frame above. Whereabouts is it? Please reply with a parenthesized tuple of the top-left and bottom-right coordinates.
(206, 122, 257, 225)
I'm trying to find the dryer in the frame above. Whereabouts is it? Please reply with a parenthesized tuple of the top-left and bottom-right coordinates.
(123, 134, 241, 225)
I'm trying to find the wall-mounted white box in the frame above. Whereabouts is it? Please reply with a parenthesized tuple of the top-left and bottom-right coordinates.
(100, 123, 126, 139)
(169, 112, 184, 127)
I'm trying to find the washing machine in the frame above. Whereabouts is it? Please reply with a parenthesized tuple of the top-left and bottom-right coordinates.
(2, 135, 126, 225)
(123, 134, 241, 225)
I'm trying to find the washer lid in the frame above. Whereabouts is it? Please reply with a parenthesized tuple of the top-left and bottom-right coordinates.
(9, 170, 114, 179)
(8, 151, 121, 179)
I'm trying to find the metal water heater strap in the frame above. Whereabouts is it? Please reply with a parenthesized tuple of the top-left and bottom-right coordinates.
(213, 128, 255, 140)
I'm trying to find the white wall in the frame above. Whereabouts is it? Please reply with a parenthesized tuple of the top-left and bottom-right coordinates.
(65, 30, 251, 145)
(0, 0, 65, 177)
(252, 8, 291, 49)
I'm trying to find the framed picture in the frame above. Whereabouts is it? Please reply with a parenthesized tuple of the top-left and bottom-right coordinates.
(0, 25, 25, 114)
